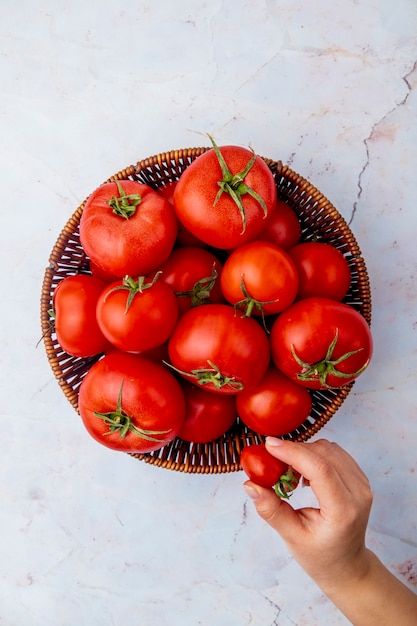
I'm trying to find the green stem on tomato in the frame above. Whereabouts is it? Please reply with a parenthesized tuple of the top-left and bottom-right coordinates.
(163, 359, 244, 392)
(104, 272, 161, 313)
(175, 264, 219, 307)
(291, 330, 368, 389)
(275, 469, 299, 499)
(208, 135, 267, 234)
(107, 181, 142, 219)
(233, 276, 278, 331)
(94, 380, 171, 441)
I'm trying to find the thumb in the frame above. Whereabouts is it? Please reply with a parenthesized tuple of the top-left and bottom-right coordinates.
(243, 480, 303, 540)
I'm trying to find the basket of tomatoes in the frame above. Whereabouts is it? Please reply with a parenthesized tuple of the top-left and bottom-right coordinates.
(40, 138, 372, 473)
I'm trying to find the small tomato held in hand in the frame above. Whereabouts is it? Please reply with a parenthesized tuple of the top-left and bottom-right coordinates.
(241, 444, 299, 498)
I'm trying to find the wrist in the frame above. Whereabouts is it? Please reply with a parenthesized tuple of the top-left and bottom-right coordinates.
(318, 549, 417, 626)
(315, 546, 374, 597)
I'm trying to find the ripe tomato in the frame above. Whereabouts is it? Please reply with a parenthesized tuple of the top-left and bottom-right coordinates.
(157, 246, 224, 316)
(173, 138, 276, 249)
(256, 198, 301, 250)
(270, 297, 373, 389)
(236, 365, 312, 436)
(53, 274, 110, 357)
(96, 273, 178, 352)
(241, 444, 299, 497)
(79, 180, 178, 277)
(78, 352, 185, 453)
(89, 259, 119, 284)
(220, 241, 298, 316)
(176, 224, 208, 248)
(287, 242, 351, 301)
(155, 180, 177, 205)
(167, 304, 270, 395)
(177, 380, 237, 443)
(156, 182, 207, 247)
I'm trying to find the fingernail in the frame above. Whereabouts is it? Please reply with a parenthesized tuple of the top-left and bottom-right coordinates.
(265, 436, 283, 447)
(243, 484, 261, 501)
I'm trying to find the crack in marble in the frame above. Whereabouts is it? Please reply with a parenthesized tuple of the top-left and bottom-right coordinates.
(350, 60, 417, 226)
(229, 500, 248, 563)
(263, 593, 299, 626)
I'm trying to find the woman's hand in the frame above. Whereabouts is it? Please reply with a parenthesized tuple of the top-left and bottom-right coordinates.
(243, 437, 417, 625)
(243, 437, 373, 590)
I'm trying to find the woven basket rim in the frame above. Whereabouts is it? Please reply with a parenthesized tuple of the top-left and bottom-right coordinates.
(40, 147, 372, 474)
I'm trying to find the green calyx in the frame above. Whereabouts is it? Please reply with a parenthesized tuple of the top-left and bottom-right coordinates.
(208, 135, 268, 233)
(105, 272, 161, 313)
(107, 181, 142, 218)
(164, 359, 244, 392)
(291, 330, 368, 389)
(274, 469, 299, 499)
(94, 381, 171, 442)
(175, 264, 219, 307)
(234, 276, 279, 322)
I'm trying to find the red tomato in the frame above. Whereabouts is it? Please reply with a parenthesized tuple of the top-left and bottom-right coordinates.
(79, 180, 178, 277)
(96, 273, 178, 352)
(78, 352, 185, 453)
(241, 444, 299, 497)
(156, 180, 177, 205)
(236, 365, 312, 436)
(157, 246, 224, 316)
(53, 274, 110, 357)
(104, 341, 170, 363)
(220, 241, 299, 316)
(151, 180, 209, 247)
(89, 259, 119, 284)
(270, 297, 373, 389)
(256, 198, 301, 250)
(287, 242, 351, 301)
(174, 138, 276, 249)
(176, 223, 208, 248)
(167, 304, 270, 395)
(177, 380, 237, 443)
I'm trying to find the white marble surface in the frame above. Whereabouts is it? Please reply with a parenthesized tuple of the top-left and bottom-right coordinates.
(2, 1, 417, 624)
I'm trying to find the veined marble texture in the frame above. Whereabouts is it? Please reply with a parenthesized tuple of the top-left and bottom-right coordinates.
(1, 1, 417, 624)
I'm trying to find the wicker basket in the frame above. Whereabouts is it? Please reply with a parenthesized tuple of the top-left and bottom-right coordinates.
(40, 147, 372, 474)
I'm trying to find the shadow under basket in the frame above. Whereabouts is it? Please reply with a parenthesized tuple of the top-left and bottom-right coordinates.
(40, 147, 372, 474)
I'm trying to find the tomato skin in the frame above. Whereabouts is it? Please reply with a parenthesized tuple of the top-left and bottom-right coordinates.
(287, 242, 351, 301)
(173, 146, 276, 249)
(89, 259, 120, 284)
(176, 223, 208, 248)
(157, 246, 225, 316)
(270, 298, 373, 389)
(256, 198, 301, 250)
(156, 180, 177, 205)
(96, 275, 178, 352)
(53, 274, 110, 357)
(80, 180, 178, 277)
(236, 365, 312, 436)
(177, 380, 237, 443)
(167, 304, 270, 395)
(157, 181, 207, 247)
(78, 352, 185, 453)
(220, 241, 299, 316)
(241, 444, 289, 488)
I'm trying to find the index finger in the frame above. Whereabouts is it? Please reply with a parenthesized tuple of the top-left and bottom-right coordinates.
(264, 438, 362, 515)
